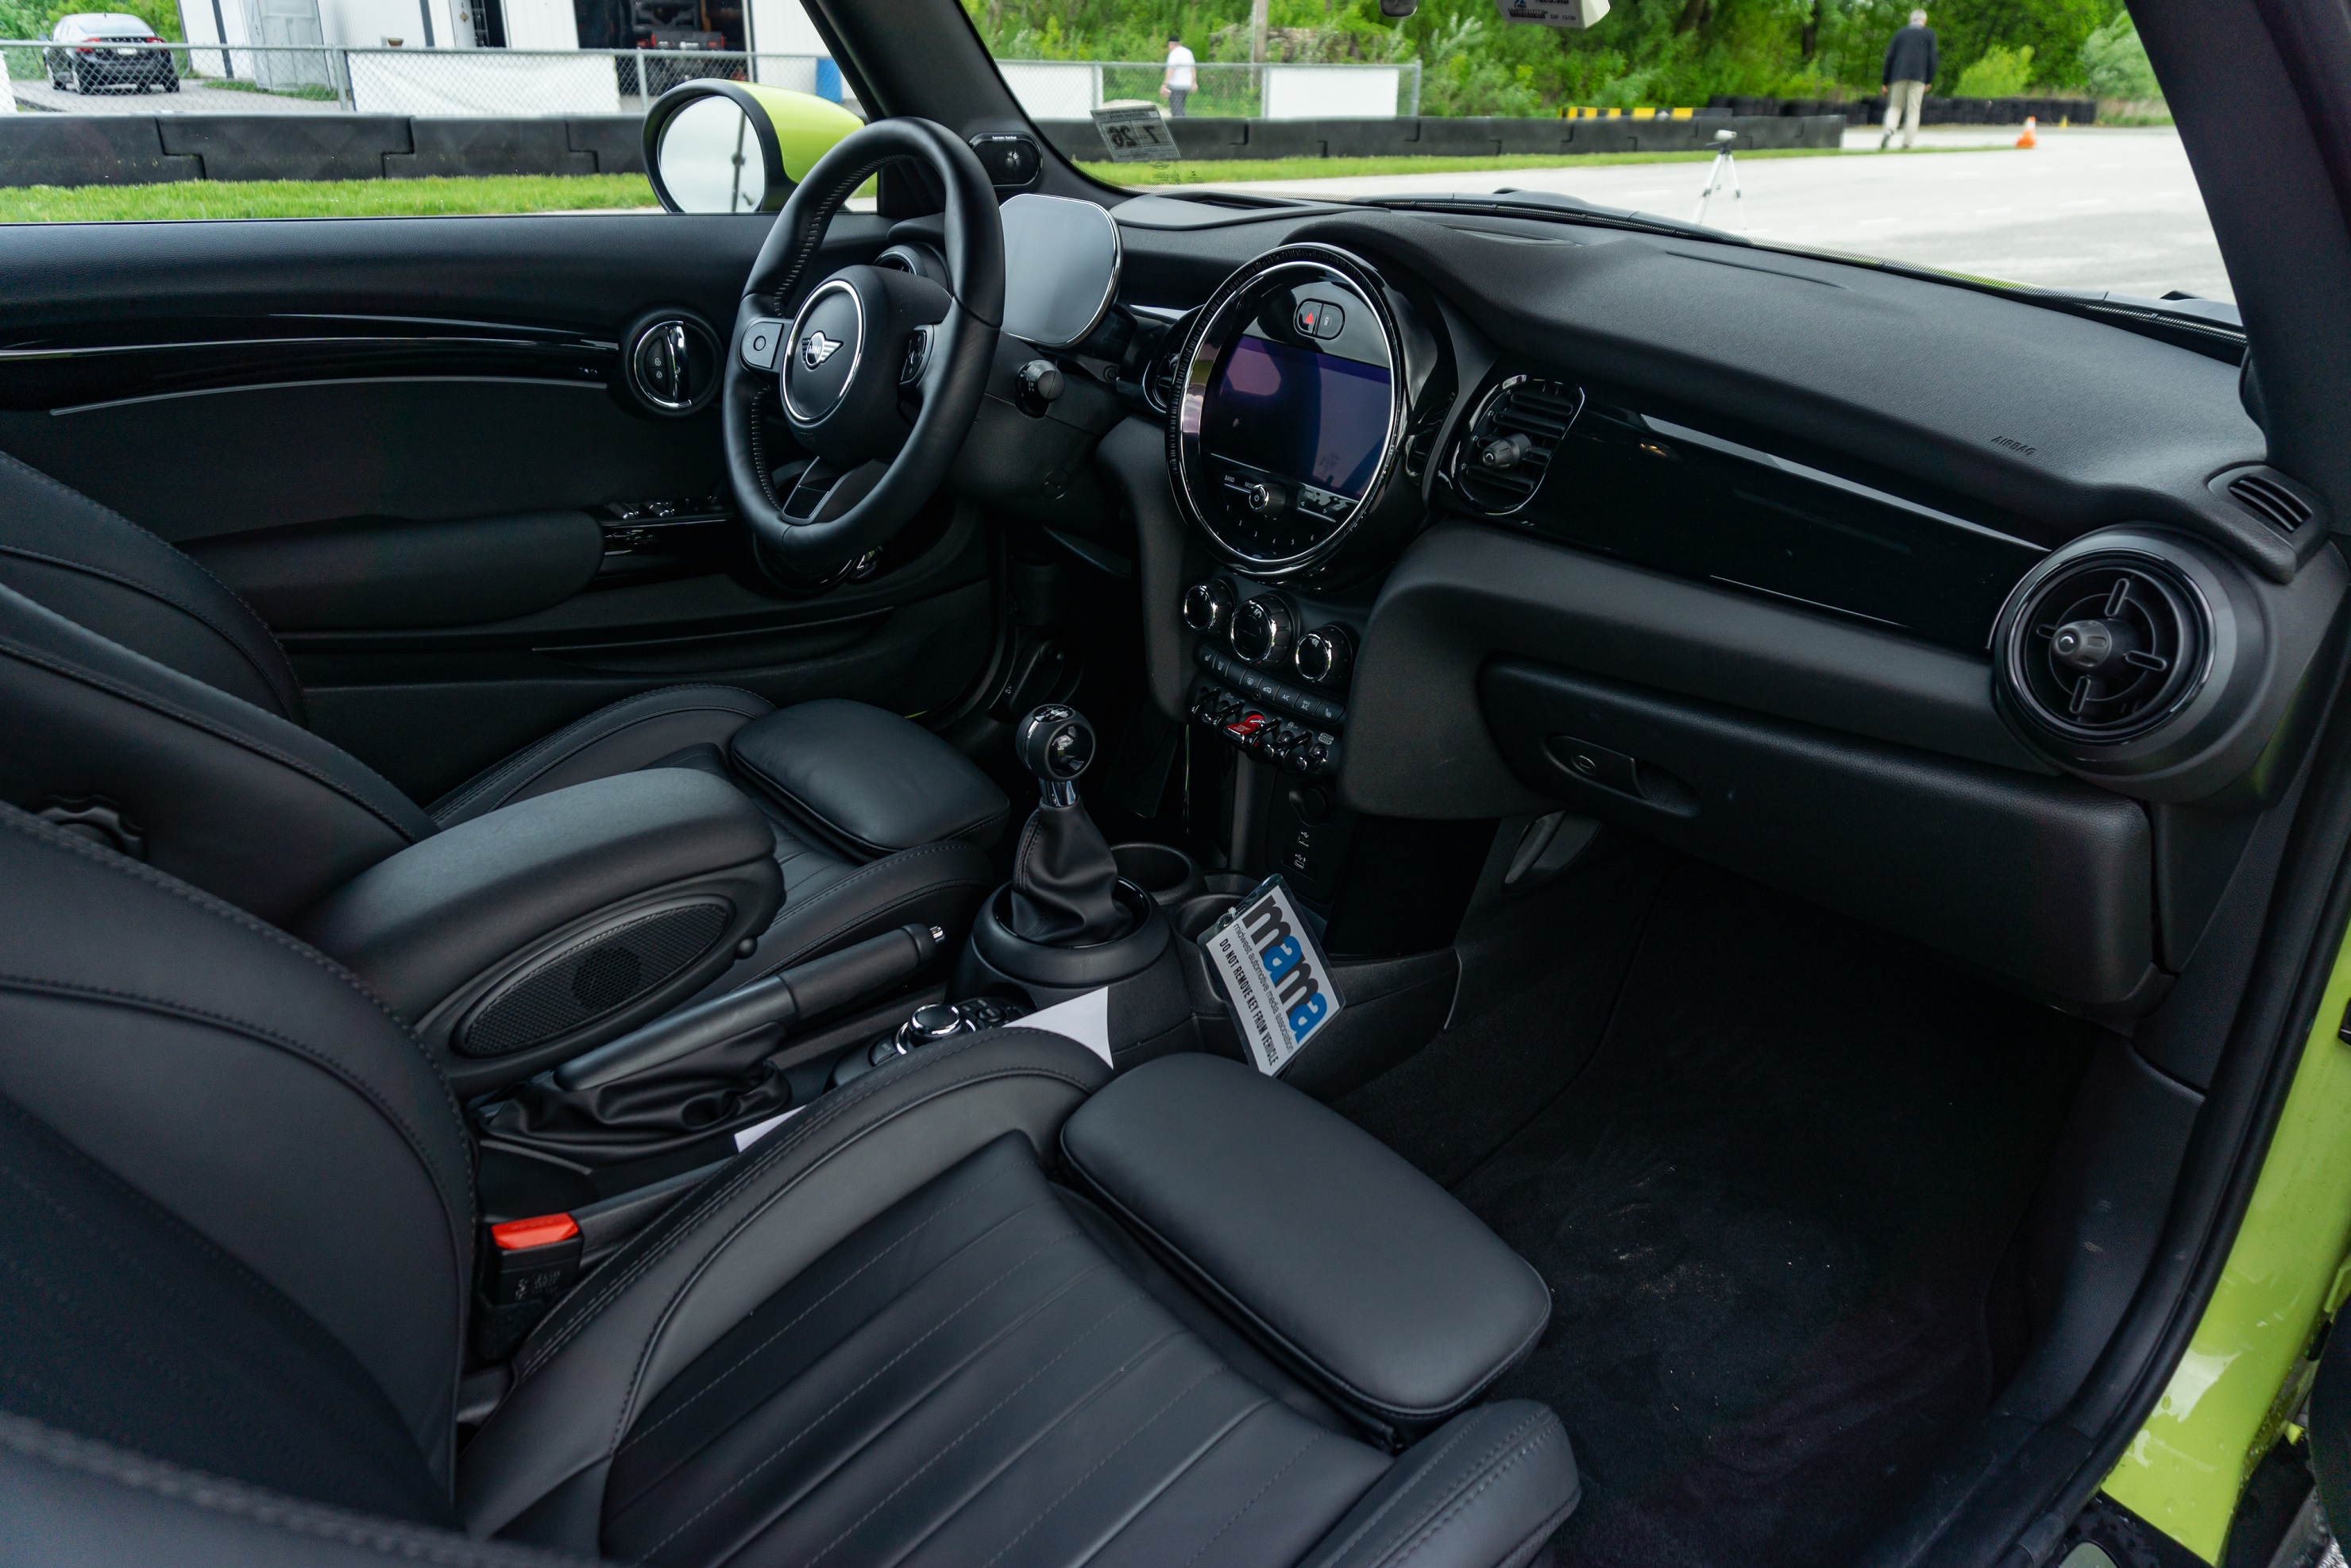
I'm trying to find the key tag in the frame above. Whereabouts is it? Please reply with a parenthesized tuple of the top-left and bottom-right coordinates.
(1200, 875, 1345, 1076)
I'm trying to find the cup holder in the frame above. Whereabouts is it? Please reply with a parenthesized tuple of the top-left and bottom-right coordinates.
(1173, 894, 1240, 942)
(1110, 842, 1203, 907)
(1172, 874, 1258, 942)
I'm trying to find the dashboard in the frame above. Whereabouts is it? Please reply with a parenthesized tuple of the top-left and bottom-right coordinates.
(947, 187, 2350, 1041)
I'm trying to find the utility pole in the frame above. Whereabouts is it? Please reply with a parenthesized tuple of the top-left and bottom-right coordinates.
(1249, 0, 1267, 65)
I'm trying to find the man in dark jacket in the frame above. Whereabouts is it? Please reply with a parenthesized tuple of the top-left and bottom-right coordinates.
(1880, 10, 1937, 149)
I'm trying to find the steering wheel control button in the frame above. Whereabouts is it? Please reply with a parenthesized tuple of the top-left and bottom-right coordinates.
(1230, 593, 1298, 666)
(899, 325, 932, 385)
(739, 317, 786, 372)
(1183, 577, 1236, 633)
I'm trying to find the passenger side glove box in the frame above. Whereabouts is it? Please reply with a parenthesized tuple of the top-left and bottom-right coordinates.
(298, 770, 782, 1097)
(728, 698, 1010, 859)
(1060, 1053, 1551, 1437)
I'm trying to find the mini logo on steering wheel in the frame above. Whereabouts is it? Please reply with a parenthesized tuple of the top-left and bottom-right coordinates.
(801, 330, 844, 369)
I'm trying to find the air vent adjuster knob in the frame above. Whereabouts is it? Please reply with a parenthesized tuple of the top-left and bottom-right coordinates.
(1481, 432, 1534, 470)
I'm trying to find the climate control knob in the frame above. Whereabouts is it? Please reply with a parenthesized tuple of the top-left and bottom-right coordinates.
(1294, 624, 1355, 686)
(1182, 577, 1236, 633)
(1230, 593, 1298, 667)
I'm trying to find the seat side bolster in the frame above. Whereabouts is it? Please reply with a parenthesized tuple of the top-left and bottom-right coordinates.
(457, 1026, 1114, 1548)
(0, 1415, 611, 1568)
(1298, 1402, 1581, 1568)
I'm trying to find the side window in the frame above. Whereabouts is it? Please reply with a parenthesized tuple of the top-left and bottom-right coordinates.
(0, 0, 857, 218)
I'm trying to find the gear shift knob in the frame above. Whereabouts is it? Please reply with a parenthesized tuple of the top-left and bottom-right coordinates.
(1015, 705, 1095, 806)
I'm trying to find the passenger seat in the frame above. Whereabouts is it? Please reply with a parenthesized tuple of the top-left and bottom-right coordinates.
(0, 802, 1579, 1568)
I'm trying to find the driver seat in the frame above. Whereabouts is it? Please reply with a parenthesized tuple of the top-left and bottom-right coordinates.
(0, 450, 1004, 981)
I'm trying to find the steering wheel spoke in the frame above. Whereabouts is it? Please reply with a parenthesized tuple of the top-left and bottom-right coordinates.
(721, 118, 1003, 584)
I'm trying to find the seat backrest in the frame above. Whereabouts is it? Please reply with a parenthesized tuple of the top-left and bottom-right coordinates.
(0, 579, 435, 923)
(0, 450, 308, 724)
(0, 804, 473, 1500)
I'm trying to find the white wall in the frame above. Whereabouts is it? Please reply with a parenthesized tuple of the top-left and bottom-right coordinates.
(499, 0, 577, 50)
(1261, 63, 1399, 119)
(745, 0, 823, 54)
(316, 0, 438, 48)
(1000, 60, 1097, 118)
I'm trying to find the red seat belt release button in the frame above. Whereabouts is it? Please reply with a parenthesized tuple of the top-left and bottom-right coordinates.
(484, 1213, 582, 1307)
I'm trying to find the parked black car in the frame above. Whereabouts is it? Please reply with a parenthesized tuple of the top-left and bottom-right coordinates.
(44, 13, 179, 92)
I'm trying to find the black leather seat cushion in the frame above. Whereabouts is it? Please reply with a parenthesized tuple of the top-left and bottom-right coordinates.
(602, 1133, 1392, 1568)
(728, 698, 1011, 859)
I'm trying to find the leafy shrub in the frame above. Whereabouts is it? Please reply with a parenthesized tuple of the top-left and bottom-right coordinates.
(2079, 11, 2157, 100)
(1953, 43, 2033, 98)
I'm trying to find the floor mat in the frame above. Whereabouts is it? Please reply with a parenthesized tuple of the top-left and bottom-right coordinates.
(1432, 864, 2098, 1568)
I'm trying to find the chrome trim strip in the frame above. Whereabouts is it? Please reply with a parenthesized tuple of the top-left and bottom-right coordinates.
(1640, 413, 2048, 553)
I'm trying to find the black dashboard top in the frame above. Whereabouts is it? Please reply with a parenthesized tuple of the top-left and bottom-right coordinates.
(1110, 196, 2283, 587)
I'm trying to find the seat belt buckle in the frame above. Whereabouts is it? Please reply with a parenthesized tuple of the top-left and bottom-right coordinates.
(483, 1213, 582, 1307)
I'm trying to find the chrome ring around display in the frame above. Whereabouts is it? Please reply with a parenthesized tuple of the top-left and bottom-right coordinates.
(1169, 245, 1410, 581)
(782, 276, 867, 425)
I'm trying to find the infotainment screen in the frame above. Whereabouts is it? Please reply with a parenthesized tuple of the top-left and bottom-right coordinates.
(1201, 334, 1392, 500)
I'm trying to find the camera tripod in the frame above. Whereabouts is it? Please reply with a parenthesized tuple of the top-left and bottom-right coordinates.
(1692, 128, 1744, 226)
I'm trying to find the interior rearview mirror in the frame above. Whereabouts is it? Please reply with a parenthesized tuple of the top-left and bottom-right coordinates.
(642, 80, 863, 216)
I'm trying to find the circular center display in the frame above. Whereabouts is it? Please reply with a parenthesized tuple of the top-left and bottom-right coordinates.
(1173, 253, 1403, 577)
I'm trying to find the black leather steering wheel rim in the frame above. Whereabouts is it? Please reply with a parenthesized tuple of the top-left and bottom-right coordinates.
(722, 118, 1003, 576)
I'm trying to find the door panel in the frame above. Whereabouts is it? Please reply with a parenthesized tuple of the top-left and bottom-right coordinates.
(0, 382, 720, 543)
(0, 211, 998, 793)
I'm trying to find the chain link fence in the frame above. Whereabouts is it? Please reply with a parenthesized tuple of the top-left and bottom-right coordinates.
(2, 41, 836, 116)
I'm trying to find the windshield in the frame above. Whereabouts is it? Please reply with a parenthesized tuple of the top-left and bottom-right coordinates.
(967, 0, 2229, 304)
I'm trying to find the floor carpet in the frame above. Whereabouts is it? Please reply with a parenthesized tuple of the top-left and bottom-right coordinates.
(1345, 862, 2097, 1568)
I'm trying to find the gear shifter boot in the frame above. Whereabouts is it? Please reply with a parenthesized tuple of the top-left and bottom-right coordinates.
(1010, 799, 1127, 942)
(1007, 705, 1134, 945)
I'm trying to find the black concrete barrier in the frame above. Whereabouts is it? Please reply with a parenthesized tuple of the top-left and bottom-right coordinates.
(1034, 112, 1846, 164)
(0, 113, 650, 187)
(0, 110, 1841, 188)
(1708, 93, 2096, 126)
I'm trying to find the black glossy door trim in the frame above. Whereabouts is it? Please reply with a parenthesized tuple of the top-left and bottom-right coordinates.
(0, 314, 617, 411)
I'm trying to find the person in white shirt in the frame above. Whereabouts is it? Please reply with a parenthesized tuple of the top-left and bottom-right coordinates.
(1160, 35, 1196, 117)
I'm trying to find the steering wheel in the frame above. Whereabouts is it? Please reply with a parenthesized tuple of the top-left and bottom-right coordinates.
(722, 118, 1004, 581)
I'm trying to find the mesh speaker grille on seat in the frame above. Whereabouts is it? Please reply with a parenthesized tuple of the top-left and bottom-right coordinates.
(460, 900, 732, 1059)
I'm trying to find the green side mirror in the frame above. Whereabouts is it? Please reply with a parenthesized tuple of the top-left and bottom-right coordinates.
(642, 79, 863, 215)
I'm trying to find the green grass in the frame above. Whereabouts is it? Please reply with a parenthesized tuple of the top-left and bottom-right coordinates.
(0, 173, 661, 222)
(1076, 144, 2000, 185)
(205, 76, 340, 101)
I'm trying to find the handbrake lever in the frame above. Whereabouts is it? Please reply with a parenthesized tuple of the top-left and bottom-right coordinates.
(554, 922, 944, 1092)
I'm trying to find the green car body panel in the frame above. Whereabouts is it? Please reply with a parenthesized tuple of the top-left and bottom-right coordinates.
(2104, 917, 2351, 1561)
(739, 85, 863, 182)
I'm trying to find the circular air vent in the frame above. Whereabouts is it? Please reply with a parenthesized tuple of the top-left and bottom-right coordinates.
(2002, 551, 2212, 743)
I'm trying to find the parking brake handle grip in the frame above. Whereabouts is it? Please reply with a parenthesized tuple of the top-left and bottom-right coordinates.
(554, 922, 942, 1092)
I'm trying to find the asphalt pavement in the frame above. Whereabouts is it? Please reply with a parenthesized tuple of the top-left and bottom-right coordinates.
(1166, 126, 2232, 303)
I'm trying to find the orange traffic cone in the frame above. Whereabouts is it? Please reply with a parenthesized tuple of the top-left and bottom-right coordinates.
(2016, 115, 2038, 149)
